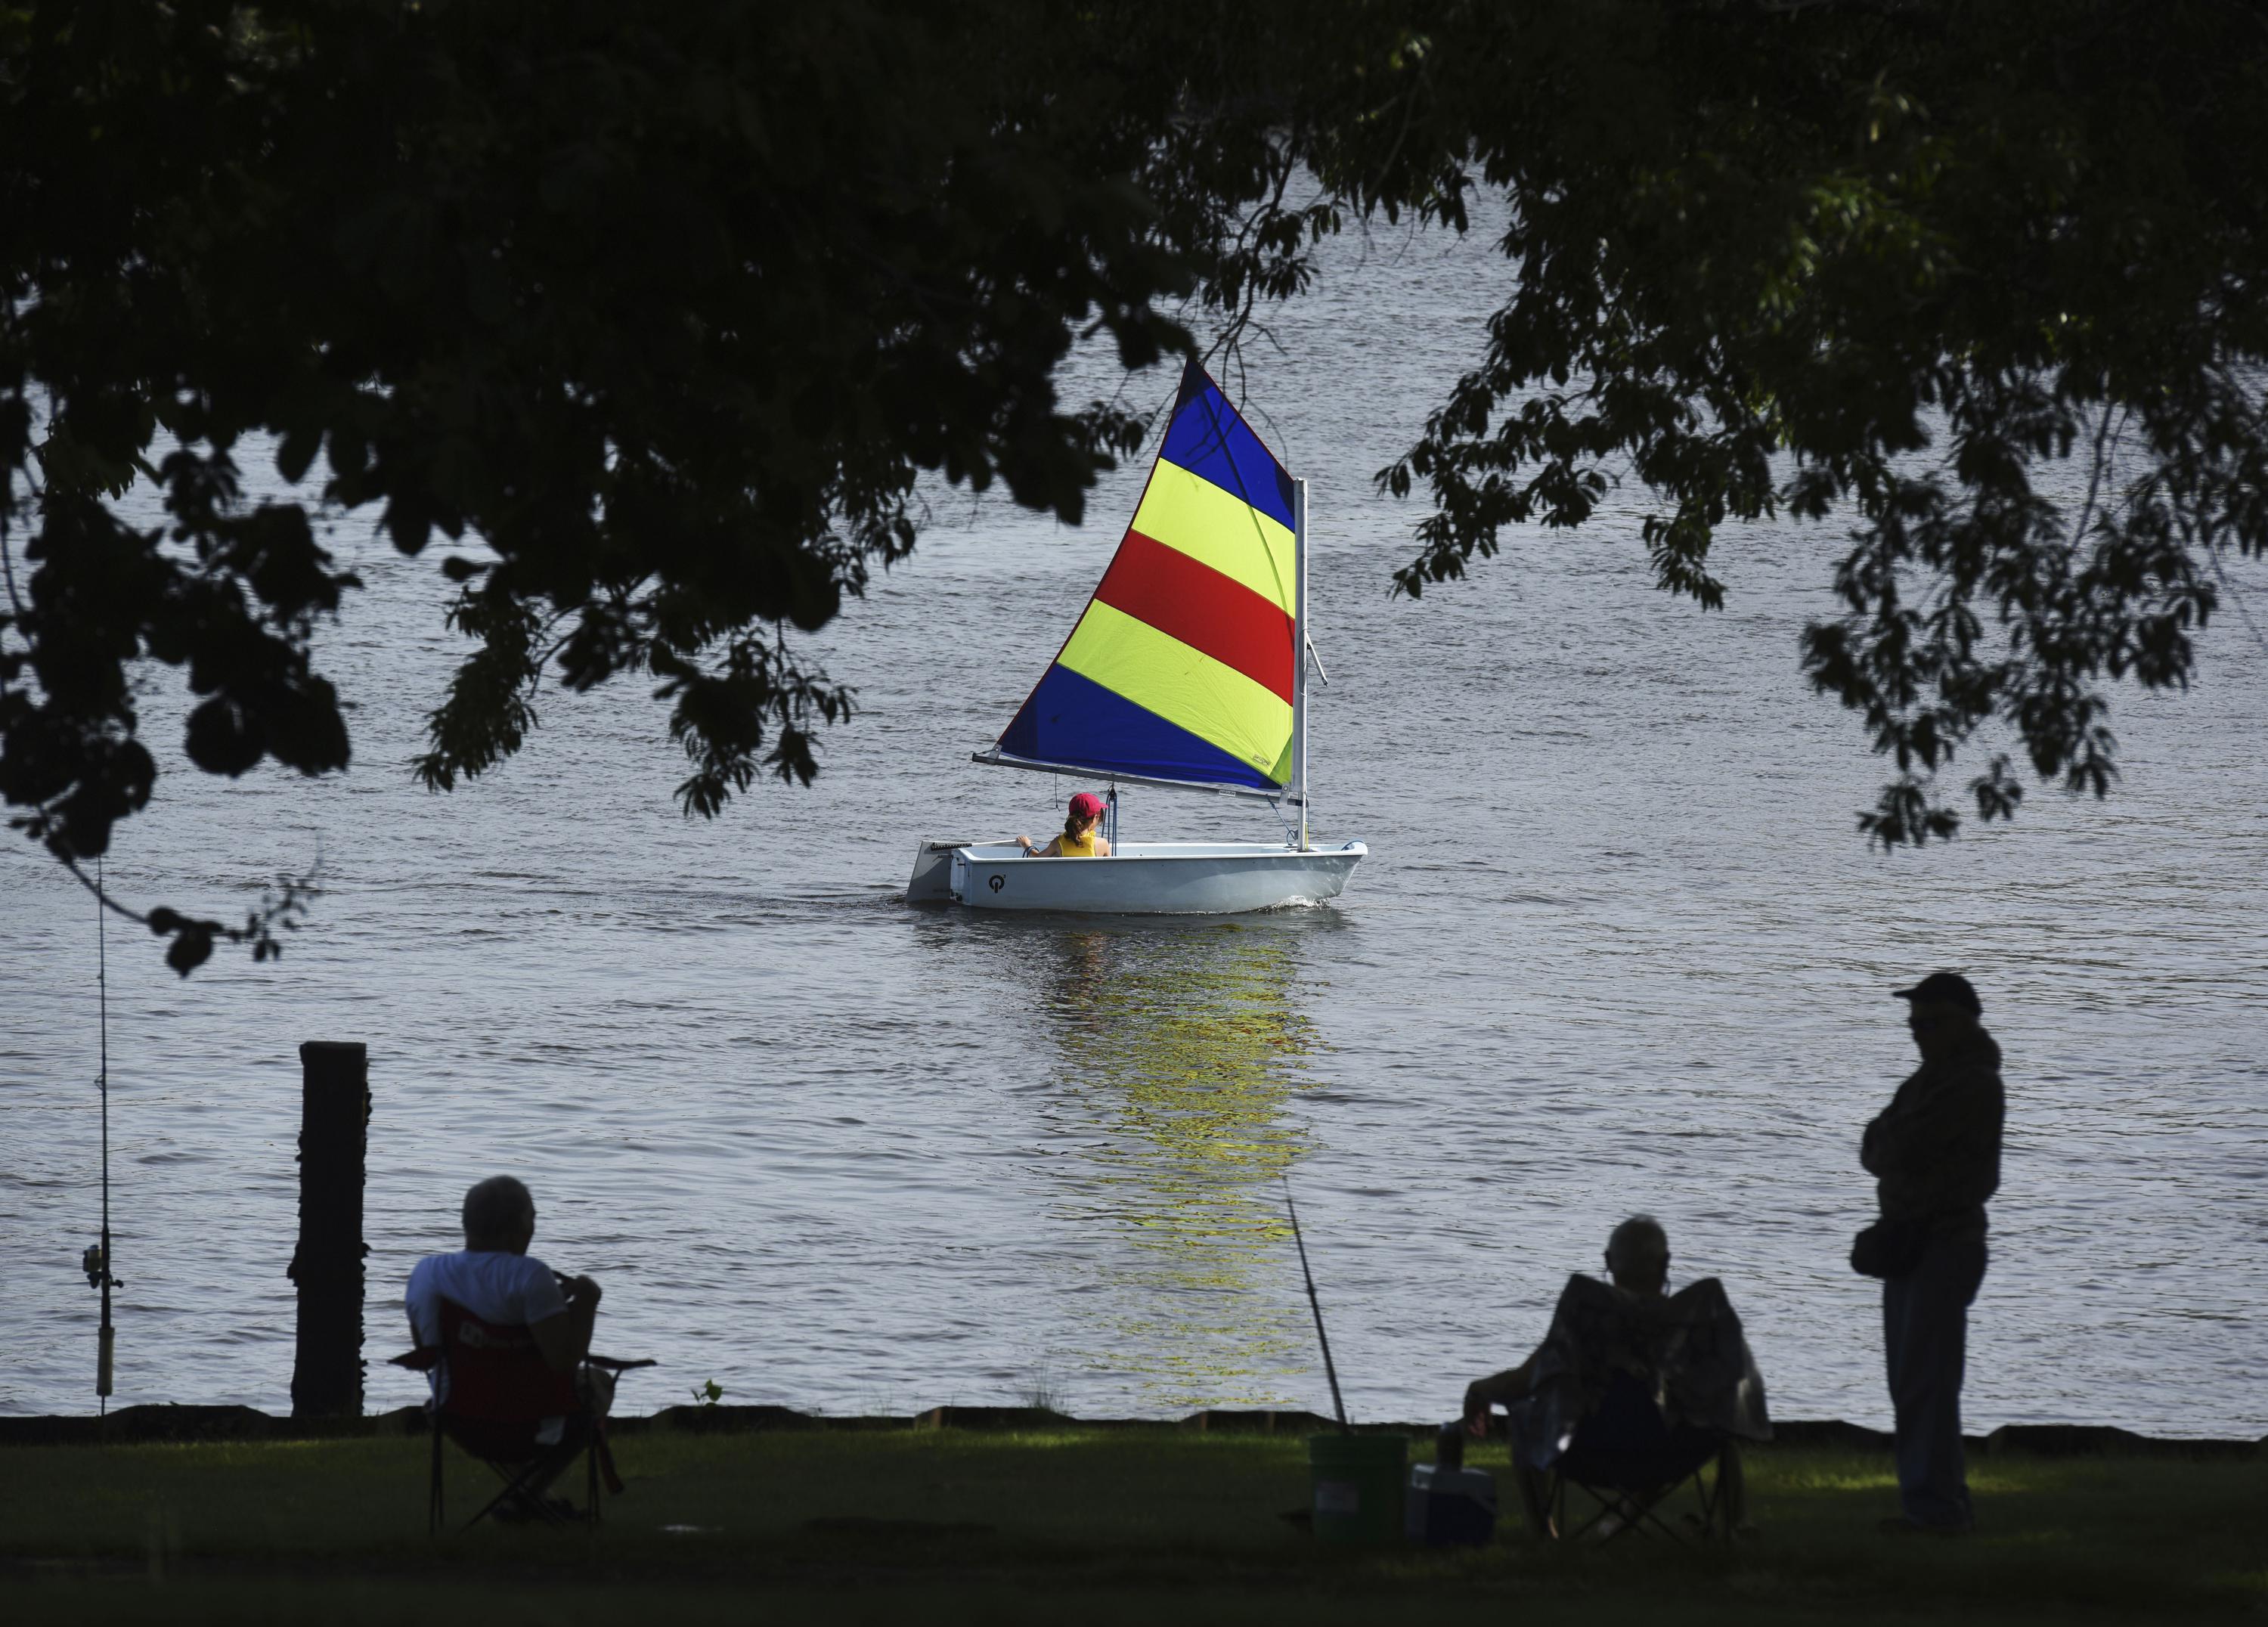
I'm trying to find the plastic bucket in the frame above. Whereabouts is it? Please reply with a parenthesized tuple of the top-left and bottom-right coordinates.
(1307, 1433, 1408, 1546)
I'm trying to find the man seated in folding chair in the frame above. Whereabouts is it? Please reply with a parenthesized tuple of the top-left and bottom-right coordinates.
(397, 1174, 650, 1531)
(1461, 1215, 1771, 1543)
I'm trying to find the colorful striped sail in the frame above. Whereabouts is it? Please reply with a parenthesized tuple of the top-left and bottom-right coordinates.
(990, 362, 1300, 796)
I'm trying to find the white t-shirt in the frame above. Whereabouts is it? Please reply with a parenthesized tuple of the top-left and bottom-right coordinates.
(404, 1249, 567, 1351)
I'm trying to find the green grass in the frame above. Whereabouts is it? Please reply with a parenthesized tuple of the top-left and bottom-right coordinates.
(3, 1430, 2262, 1624)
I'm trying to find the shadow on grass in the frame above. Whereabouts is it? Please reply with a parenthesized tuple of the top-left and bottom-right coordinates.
(1, 1432, 2259, 1624)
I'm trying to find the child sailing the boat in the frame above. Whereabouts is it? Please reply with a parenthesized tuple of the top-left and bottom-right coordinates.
(1016, 792, 1113, 857)
(907, 361, 1363, 911)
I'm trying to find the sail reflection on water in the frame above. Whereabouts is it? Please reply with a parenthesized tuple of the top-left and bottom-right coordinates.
(1010, 917, 1334, 1410)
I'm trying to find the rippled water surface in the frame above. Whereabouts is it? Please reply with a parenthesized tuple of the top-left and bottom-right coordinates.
(7, 219, 2266, 1433)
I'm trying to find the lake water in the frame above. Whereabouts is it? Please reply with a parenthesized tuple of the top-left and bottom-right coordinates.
(6, 215, 2266, 1435)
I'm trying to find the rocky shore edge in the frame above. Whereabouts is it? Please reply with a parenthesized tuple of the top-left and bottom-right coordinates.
(1, 1403, 2259, 1458)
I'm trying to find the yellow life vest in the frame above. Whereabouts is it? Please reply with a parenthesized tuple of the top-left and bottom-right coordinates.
(1056, 828, 1099, 857)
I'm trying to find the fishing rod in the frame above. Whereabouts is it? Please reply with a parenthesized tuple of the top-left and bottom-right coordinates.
(1283, 1177, 1349, 1433)
(80, 855, 117, 1413)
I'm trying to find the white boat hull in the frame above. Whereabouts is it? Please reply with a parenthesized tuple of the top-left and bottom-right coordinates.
(908, 840, 1365, 914)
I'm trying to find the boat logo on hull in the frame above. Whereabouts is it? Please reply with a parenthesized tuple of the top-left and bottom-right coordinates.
(988, 873, 1005, 892)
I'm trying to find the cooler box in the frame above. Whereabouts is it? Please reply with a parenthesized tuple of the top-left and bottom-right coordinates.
(1405, 1461, 1498, 1546)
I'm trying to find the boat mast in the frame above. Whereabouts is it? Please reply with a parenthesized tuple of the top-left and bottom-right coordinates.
(1293, 477, 1309, 852)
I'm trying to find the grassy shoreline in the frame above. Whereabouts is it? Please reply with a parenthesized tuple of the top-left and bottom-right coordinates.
(5, 1400, 2260, 1453)
(5, 1427, 2263, 1624)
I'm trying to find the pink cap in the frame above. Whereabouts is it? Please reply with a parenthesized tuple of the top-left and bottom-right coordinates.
(1069, 792, 1108, 820)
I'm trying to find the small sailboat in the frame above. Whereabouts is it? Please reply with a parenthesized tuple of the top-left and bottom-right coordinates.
(909, 361, 1365, 913)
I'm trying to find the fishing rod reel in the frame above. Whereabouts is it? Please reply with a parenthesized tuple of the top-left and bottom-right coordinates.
(82, 1240, 121, 1292)
(85, 1237, 119, 1399)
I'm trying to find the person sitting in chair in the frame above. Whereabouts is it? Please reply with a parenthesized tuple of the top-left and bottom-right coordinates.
(405, 1175, 611, 1514)
(1464, 1216, 1673, 1427)
(1462, 1216, 1769, 1536)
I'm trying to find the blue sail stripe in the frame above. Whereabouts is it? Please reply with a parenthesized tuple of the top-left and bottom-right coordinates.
(1159, 362, 1297, 532)
(998, 665, 1284, 791)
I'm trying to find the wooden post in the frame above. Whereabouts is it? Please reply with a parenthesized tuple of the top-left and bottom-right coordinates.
(288, 1042, 369, 1418)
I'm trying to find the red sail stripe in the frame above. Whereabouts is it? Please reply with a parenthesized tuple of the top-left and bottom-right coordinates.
(1092, 528, 1295, 703)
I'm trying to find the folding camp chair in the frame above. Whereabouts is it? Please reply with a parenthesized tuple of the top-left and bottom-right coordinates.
(389, 1297, 654, 1535)
(1523, 1370, 1734, 1545)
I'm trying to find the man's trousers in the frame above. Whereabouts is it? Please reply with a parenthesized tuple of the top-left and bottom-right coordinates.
(1882, 1235, 1988, 1530)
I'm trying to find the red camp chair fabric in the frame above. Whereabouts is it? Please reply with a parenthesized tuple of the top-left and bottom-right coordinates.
(433, 1298, 583, 1464)
(389, 1295, 649, 1535)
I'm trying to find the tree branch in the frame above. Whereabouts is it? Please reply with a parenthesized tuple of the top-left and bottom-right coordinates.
(56, 851, 324, 976)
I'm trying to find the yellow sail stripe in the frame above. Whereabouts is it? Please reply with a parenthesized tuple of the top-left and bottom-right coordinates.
(1131, 460, 1297, 614)
(1058, 601, 1294, 776)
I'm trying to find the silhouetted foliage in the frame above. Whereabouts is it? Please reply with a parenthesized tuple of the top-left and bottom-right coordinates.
(1343, 1, 2268, 846)
(0, 1, 1349, 965)
(6, 1, 2266, 971)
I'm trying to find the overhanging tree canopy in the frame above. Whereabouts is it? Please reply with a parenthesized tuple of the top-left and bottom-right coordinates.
(1337, 0, 2268, 848)
(1, 0, 1340, 968)
(6, 0, 2265, 972)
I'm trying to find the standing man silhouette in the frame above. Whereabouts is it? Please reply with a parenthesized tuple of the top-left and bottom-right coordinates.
(1862, 972, 2004, 1534)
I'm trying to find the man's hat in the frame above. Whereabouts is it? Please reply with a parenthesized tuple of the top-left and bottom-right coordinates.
(1894, 971, 1981, 1015)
